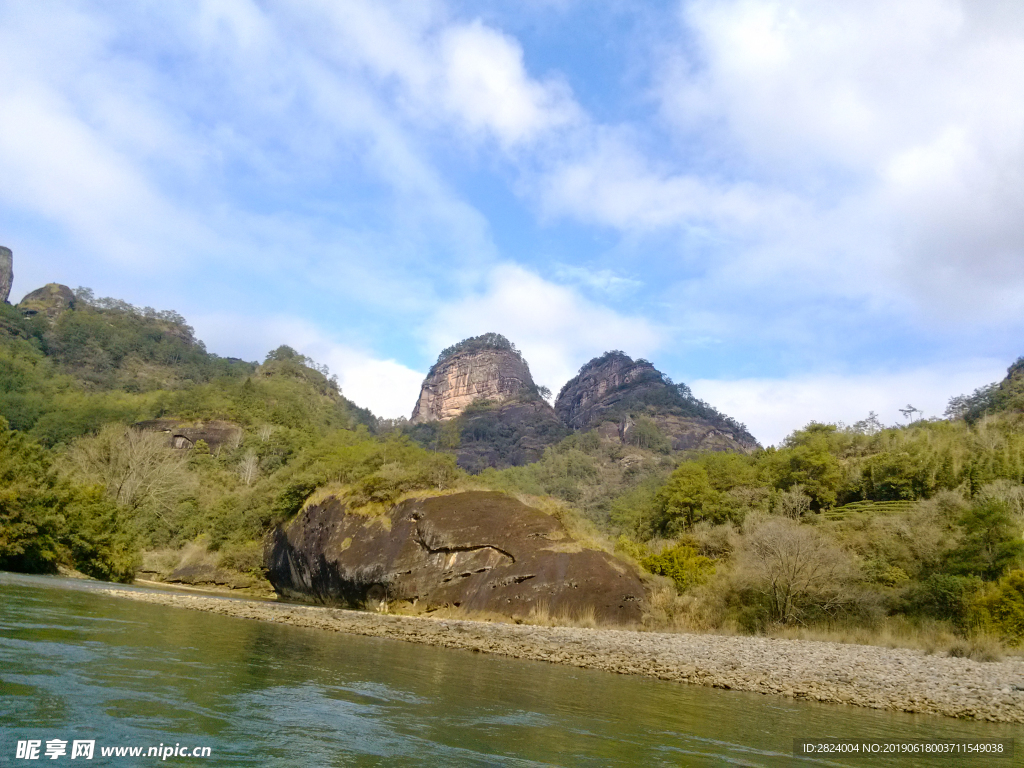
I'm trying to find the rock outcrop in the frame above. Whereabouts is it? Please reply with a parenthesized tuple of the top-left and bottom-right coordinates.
(18, 283, 76, 318)
(411, 333, 538, 423)
(408, 334, 568, 471)
(0, 246, 12, 304)
(265, 491, 647, 624)
(134, 418, 242, 452)
(556, 352, 664, 430)
(555, 351, 759, 452)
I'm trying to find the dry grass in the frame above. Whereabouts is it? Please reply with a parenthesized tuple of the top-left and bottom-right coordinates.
(639, 580, 736, 634)
(495, 490, 617, 554)
(301, 483, 470, 523)
(766, 618, 1018, 660)
(524, 601, 599, 628)
(139, 548, 185, 576)
(139, 540, 217, 576)
(387, 599, 601, 629)
(946, 634, 1005, 662)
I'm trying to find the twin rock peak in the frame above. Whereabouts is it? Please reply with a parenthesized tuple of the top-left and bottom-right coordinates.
(409, 332, 758, 467)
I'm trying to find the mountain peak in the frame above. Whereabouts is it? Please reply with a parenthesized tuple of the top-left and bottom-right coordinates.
(411, 333, 539, 423)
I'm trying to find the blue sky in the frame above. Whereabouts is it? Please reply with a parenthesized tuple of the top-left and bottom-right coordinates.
(2, 0, 1023, 444)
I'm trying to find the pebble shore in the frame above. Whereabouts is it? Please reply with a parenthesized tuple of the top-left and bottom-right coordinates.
(102, 587, 1024, 723)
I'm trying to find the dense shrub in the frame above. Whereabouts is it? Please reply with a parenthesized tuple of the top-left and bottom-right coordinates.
(972, 570, 1024, 645)
(641, 543, 716, 593)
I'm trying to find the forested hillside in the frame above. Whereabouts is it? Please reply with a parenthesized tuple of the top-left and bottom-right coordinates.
(1, 290, 1022, 651)
(0, 291, 448, 583)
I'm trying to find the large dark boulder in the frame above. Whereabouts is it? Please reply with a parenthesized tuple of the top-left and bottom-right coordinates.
(265, 491, 646, 624)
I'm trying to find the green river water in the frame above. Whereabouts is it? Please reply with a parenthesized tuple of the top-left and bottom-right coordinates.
(0, 573, 1019, 766)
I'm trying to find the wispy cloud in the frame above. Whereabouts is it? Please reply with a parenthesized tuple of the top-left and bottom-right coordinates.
(1, 1, 1021, 430)
(551, 263, 643, 298)
(427, 264, 664, 393)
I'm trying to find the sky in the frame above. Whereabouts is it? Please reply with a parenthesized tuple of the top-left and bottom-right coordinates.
(2, 0, 1023, 445)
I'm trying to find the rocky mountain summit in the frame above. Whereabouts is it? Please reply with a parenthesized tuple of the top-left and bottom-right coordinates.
(556, 351, 759, 453)
(408, 334, 568, 472)
(411, 333, 538, 423)
(18, 283, 76, 318)
(556, 352, 665, 430)
(408, 336, 757, 470)
(0, 246, 12, 304)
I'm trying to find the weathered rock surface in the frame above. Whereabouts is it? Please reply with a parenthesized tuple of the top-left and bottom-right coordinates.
(163, 563, 261, 591)
(134, 418, 242, 451)
(0, 246, 12, 304)
(412, 346, 536, 423)
(556, 352, 664, 429)
(265, 491, 646, 624)
(18, 283, 76, 318)
(555, 351, 759, 452)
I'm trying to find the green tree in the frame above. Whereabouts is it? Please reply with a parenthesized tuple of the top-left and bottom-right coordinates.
(944, 500, 1024, 581)
(0, 418, 137, 580)
(972, 570, 1024, 645)
(437, 418, 462, 452)
(772, 423, 845, 510)
(0, 418, 65, 572)
(628, 416, 671, 453)
(656, 463, 716, 533)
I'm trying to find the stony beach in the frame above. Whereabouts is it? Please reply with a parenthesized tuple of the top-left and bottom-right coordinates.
(102, 587, 1024, 723)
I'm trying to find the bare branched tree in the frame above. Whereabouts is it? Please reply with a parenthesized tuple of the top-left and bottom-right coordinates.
(258, 424, 273, 442)
(736, 516, 856, 624)
(774, 485, 812, 518)
(238, 451, 259, 486)
(67, 426, 191, 515)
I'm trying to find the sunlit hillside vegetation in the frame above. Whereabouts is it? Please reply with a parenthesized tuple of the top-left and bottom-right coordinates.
(1, 293, 1022, 651)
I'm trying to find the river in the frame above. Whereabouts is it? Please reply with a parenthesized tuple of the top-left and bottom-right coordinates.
(1, 573, 1018, 766)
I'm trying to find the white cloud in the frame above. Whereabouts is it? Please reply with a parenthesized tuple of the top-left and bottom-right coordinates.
(691, 358, 1009, 447)
(515, 0, 1024, 330)
(438, 21, 580, 147)
(427, 264, 664, 394)
(651, 0, 1024, 319)
(305, 3, 580, 148)
(323, 351, 425, 420)
(191, 312, 423, 419)
(552, 263, 643, 297)
(0, 1, 505, 304)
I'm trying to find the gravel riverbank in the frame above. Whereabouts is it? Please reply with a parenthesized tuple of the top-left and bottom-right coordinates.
(102, 587, 1024, 723)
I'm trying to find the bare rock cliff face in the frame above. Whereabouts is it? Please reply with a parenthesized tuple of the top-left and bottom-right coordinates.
(265, 491, 646, 624)
(0, 246, 12, 304)
(555, 352, 663, 430)
(411, 348, 535, 423)
(555, 351, 759, 453)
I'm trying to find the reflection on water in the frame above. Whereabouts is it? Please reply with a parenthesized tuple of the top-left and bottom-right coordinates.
(0, 573, 1017, 766)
